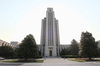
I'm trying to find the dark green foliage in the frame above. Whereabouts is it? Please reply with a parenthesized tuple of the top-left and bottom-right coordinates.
(60, 39, 79, 55)
(14, 48, 20, 58)
(16, 34, 39, 60)
(79, 31, 98, 60)
(61, 55, 79, 58)
(69, 39, 79, 55)
(60, 49, 69, 55)
(97, 48, 100, 56)
(0, 46, 14, 58)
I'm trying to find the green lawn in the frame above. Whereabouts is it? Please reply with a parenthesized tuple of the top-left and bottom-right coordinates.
(68, 58, 100, 62)
(1, 59, 44, 63)
(68, 58, 86, 62)
(93, 58, 100, 60)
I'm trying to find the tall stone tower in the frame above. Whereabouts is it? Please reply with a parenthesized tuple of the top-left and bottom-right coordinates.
(40, 8, 60, 57)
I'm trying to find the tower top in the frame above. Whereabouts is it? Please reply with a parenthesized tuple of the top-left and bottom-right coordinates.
(47, 8, 53, 11)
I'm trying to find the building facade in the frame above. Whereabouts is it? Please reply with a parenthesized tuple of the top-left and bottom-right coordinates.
(11, 41, 20, 48)
(40, 8, 64, 57)
(0, 39, 15, 48)
(97, 40, 100, 48)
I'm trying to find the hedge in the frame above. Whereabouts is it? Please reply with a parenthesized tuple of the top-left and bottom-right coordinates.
(61, 55, 80, 58)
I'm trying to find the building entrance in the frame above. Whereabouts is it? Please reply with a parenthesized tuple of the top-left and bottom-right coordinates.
(49, 50, 52, 56)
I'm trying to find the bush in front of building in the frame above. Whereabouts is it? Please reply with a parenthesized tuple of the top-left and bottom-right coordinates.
(60, 39, 79, 56)
(0, 46, 14, 59)
(61, 55, 80, 58)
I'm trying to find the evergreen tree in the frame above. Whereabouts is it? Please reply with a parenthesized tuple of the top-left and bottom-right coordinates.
(17, 34, 39, 61)
(69, 39, 79, 55)
(79, 31, 98, 60)
(97, 48, 100, 56)
(0, 46, 14, 58)
(60, 39, 79, 55)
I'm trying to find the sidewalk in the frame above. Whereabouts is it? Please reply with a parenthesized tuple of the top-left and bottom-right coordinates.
(43, 58, 78, 63)
(20, 58, 79, 66)
(1, 58, 100, 66)
(41, 58, 80, 66)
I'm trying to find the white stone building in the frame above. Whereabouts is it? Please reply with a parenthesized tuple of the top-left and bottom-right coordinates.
(97, 40, 100, 48)
(0, 39, 15, 48)
(40, 8, 69, 57)
(11, 41, 20, 48)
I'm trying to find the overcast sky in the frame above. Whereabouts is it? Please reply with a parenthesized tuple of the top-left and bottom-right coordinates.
(0, 0, 100, 44)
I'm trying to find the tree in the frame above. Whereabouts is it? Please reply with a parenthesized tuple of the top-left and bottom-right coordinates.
(60, 39, 79, 55)
(60, 49, 69, 55)
(14, 48, 20, 58)
(79, 31, 98, 60)
(0, 46, 14, 58)
(17, 34, 39, 61)
(69, 39, 79, 55)
(97, 48, 100, 57)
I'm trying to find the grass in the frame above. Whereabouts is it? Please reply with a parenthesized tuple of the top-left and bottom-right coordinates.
(1, 59, 44, 63)
(68, 58, 86, 62)
(93, 58, 100, 60)
(68, 58, 100, 62)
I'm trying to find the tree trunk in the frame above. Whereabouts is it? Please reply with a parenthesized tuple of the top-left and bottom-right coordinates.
(25, 57, 27, 61)
(89, 57, 91, 60)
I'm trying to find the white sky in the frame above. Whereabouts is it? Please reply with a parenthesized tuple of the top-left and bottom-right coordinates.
(0, 0, 100, 44)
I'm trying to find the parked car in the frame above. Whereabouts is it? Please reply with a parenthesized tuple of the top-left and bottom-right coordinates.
(0, 57, 4, 60)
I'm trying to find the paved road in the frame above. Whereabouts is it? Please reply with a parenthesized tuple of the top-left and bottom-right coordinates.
(0, 58, 100, 66)
(0, 63, 23, 66)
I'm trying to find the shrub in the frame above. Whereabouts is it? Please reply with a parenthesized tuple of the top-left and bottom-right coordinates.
(61, 55, 80, 58)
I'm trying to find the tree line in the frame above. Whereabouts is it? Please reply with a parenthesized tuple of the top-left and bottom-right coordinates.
(0, 34, 41, 61)
(61, 31, 100, 60)
(0, 32, 100, 60)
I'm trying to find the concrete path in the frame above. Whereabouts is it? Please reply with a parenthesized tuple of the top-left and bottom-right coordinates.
(20, 58, 100, 66)
(43, 58, 78, 63)
(1, 58, 100, 66)
(20, 63, 42, 66)
(41, 58, 80, 66)
(20, 58, 79, 66)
